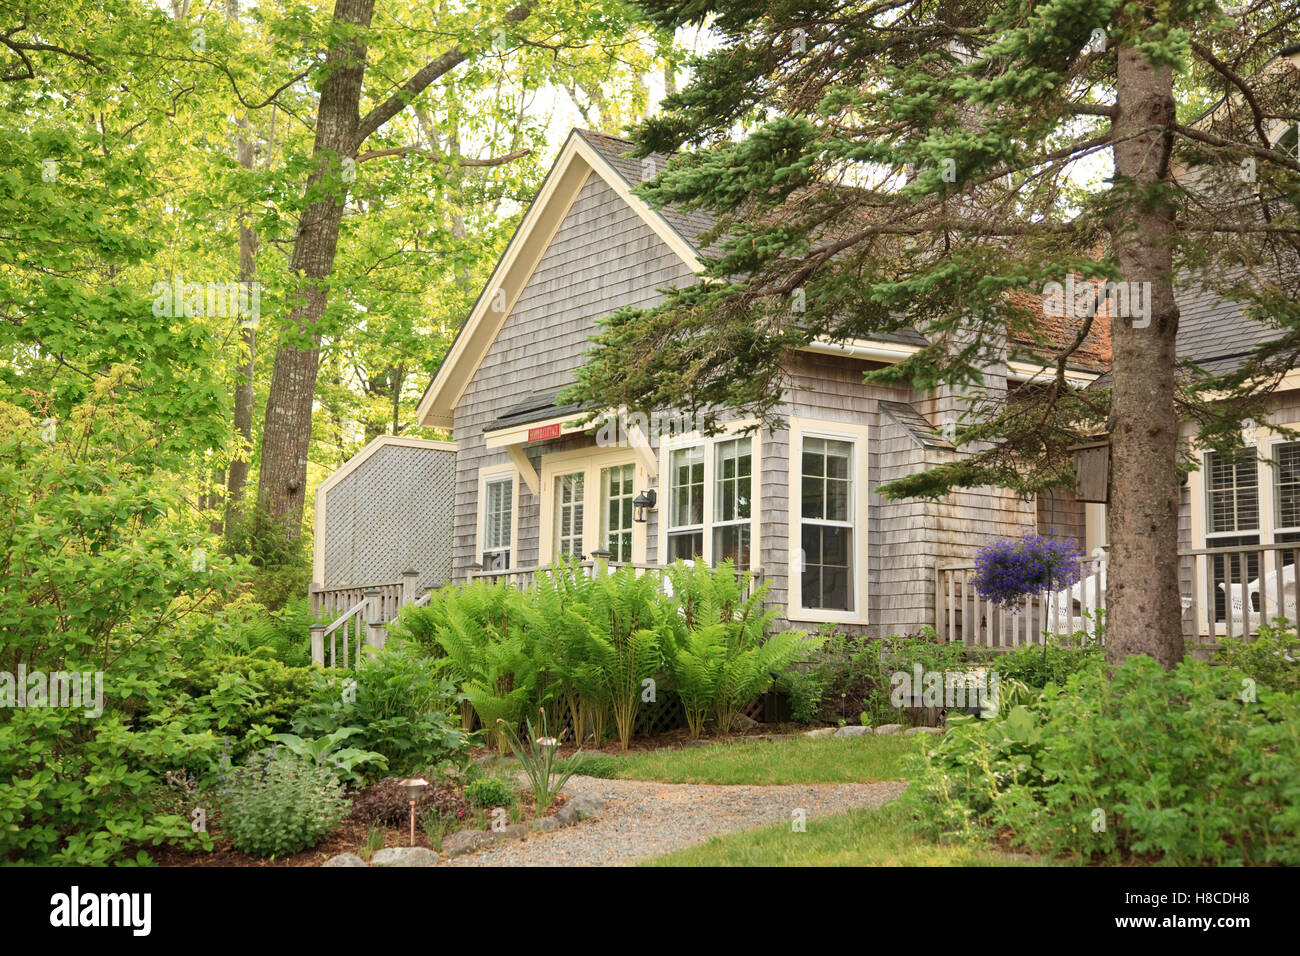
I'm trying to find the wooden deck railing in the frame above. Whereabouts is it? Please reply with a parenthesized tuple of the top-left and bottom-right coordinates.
(936, 541, 1300, 647)
(469, 560, 765, 597)
(309, 563, 763, 665)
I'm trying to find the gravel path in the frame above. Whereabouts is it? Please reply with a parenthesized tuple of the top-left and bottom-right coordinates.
(440, 776, 907, 867)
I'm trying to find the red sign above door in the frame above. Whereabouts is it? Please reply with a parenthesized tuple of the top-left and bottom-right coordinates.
(527, 422, 562, 442)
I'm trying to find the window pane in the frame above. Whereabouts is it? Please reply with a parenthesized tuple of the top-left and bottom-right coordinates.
(1278, 442, 1300, 529)
(1206, 450, 1258, 534)
(667, 531, 703, 562)
(713, 524, 751, 568)
(484, 477, 513, 550)
(801, 519, 853, 611)
(555, 472, 584, 557)
(670, 446, 704, 527)
(601, 464, 635, 562)
(714, 438, 752, 524)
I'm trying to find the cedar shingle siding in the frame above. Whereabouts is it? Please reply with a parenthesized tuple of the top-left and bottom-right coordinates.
(452, 170, 695, 575)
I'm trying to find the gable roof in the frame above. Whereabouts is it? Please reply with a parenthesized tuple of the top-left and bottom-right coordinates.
(415, 129, 706, 428)
(418, 129, 1114, 429)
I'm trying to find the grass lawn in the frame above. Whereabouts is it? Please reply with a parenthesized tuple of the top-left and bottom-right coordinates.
(573, 733, 917, 785)
(642, 803, 1041, 867)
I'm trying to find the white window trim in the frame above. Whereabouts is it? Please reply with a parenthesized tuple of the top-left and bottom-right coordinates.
(1268, 436, 1300, 538)
(787, 417, 870, 625)
(656, 420, 762, 570)
(476, 463, 519, 569)
(537, 445, 648, 565)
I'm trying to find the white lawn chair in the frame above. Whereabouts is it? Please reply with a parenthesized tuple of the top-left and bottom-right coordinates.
(1254, 563, 1297, 620)
(1046, 565, 1106, 637)
(1217, 580, 1263, 634)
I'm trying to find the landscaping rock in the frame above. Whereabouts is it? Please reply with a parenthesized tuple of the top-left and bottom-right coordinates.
(730, 713, 759, 732)
(322, 853, 367, 867)
(370, 846, 439, 867)
(834, 725, 873, 738)
(492, 823, 531, 842)
(531, 816, 563, 833)
(568, 793, 606, 817)
(803, 727, 836, 739)
(904, 726, 944, 736)
(873, 723, 904, 736)
(440, 829, 495, 857)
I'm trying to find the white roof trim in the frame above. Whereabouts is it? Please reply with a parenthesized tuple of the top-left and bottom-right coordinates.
(416, 130, 705, 430)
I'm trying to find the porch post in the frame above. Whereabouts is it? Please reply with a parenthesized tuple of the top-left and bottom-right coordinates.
(401, 569, 420, 606)
(310, 625, 325, 667)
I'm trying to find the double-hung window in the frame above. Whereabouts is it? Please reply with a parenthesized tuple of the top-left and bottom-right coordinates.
(1205, 449, 1260, 620)
(800, 436, 855, 612)
(713, 438, 752, 566)
(665, 445, 705, 561)
(659, 431, 758, 568)
(554, 472, 584, 558)
(482, 474, 515, 570)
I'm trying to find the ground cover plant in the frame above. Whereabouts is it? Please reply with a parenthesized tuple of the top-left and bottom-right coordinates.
(903, 654, 1300, 865)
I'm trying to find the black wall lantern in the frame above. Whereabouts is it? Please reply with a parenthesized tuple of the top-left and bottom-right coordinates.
(633, 489, 657, 523)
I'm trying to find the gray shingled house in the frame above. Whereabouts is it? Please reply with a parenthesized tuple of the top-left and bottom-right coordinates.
(309, 126, 1300, 651)
(407, 128, 1114, 641)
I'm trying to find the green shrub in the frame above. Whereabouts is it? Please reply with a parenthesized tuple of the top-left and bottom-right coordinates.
(989, 637, 1105, 689)
(292, 642, 476, 778)
(465, 776, 518, 808)
(179, 649, 318, 757)
(1217, 621, 1300, 693)
(777, 668, 825, 725)
(427, 580, 537, 751)
(662, 560, 815, 735)
(570, 754, 622, 778)
(218, 747, 348, 857)
(904, 655, 1300, 865)
(0, 378, 234, 864)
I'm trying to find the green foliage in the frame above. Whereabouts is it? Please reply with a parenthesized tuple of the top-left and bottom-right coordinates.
(990, 636, 1105, 689)
(583, 565, 665, 749)
(427, 580, 537, 752)
(178, 649, 318, 758)
(662, 560, 814, 735)
(414, 562, 806, 750)
(499, 708, 585, 812)
(221, 510, 311, 611)
(0, 380, 235, 864)
(271, 728, 389, 785)
(570, 754, 623, 779)
(293, 642, 476, 779)
(464, 776, 518, 809)
(218, 747, 349, 858)
(777, 668, 824, 725)
(905, 656, 1300, 865)
(183, 595, 318, 668)
(1216, 621, 1300, 694)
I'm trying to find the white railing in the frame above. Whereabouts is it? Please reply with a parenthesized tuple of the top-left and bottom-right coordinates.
(936, 542, 1300, 647)
(469, 560, 765, 597)
(309, 571, 425, 666)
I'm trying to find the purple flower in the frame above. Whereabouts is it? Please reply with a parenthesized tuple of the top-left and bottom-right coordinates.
(972, 534, 1083, 608)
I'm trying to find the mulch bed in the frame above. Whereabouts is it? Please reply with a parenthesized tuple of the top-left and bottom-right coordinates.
(152, 785, 568, 868)
(150, 725, 807, 867)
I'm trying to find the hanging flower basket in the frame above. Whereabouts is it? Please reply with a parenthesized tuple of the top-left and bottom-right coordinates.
(972, 534, 1083, 608)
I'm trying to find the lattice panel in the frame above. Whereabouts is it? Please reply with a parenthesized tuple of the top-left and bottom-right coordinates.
(324, 444, 456, 590)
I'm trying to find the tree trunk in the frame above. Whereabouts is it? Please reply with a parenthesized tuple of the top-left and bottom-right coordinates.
(1106, 43, 1185, 668)
(224, 0, 257, 536)
(256, 0, 374, 535)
